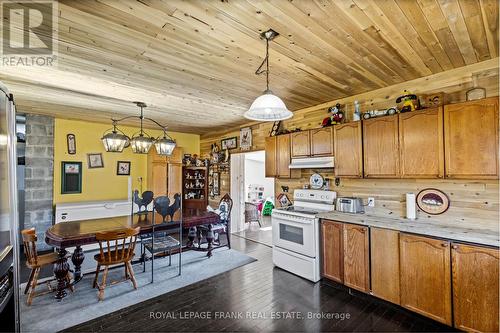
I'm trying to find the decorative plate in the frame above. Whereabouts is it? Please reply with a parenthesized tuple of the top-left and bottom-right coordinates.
(309, 173, 324, 189)
(416, 188, 450, 215)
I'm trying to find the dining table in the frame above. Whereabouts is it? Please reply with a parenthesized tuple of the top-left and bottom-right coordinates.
(45, 211, 220, 300)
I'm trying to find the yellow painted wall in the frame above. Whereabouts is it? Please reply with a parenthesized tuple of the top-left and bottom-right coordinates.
(53, 118, 199, 204)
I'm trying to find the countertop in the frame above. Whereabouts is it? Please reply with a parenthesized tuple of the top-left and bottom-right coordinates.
(317, 211, 500, 248)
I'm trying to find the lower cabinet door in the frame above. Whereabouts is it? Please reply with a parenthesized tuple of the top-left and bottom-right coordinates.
(321, 220, 343, 283)
(399, 234, 452, 325)
(370, 228, 400, 304)
(452, 243, 499, 332)
(343, 224, 370, 292)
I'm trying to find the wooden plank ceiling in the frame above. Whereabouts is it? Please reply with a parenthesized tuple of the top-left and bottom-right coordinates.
(1, 0, 498, 134)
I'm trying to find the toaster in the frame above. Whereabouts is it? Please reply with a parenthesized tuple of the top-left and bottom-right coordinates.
(336, 197, 364, 214)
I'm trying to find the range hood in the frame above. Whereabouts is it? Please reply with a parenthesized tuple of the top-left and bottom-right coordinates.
(289, 156, 334, 169)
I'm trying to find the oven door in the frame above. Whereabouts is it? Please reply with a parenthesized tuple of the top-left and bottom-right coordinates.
(272, 214, 316, 258)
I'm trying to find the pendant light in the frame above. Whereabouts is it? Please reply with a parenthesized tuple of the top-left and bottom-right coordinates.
(101, 102, 176, 156)
(244, 29, 293, 121)
(129, 102, 154, 154)
(101, 121, 128, 153)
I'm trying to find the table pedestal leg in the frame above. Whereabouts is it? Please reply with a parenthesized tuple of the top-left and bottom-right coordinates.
(187, 227, 197, 248)
(54, 248, 69, 300)
(196, 227, 202, 249)
(71, 246, 85, 282)
(206, 224, 213, 258)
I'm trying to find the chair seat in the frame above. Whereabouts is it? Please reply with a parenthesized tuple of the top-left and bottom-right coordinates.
(143, 236, 180, 254)
(94, 252, 135, 265)
(25, 252, 62, 269)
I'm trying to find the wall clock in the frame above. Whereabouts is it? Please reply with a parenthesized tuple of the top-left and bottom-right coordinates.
(416, 188, 450, 215)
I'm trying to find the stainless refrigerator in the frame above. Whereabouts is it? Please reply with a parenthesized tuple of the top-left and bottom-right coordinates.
(0, 81, 20, 332)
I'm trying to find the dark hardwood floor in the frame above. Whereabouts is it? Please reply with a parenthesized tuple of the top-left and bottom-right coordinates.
(63, 236, 456, 332)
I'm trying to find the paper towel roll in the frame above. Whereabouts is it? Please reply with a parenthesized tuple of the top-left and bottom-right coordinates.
(406, 192, 416, 220)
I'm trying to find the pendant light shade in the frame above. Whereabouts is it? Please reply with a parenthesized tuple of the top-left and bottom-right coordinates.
(245, 90, 293, 121)
(101, 127, 128, 153)
(155, 135, 176, 156)
(130, 134, 153, 154)
(244, 29, 293, 122)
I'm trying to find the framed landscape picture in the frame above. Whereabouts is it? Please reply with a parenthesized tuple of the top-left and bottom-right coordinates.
(117, 161, 131, 175)
(221, 137, 237, 150)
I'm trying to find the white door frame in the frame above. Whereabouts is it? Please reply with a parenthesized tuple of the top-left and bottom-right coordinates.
(230, 153, 245, 233)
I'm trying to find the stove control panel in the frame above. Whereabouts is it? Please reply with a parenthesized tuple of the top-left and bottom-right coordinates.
(293, 189, 336, 205)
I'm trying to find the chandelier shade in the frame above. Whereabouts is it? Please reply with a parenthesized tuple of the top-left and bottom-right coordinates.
(245, 90, 293, 121)
(155, 135, 176, 156)
(243, 29, 293, 122)
(130, 134, 154, 154)
(101, 128, 129, 153)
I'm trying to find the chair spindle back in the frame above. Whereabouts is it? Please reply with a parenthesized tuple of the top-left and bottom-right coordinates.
(95, 227, 140, 262)
(21, 228, 38, 266)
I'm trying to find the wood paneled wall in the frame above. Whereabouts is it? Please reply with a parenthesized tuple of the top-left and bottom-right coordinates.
(201, 60, 499, 227)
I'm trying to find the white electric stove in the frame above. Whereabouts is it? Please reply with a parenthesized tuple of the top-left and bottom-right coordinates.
(272, 189, 336, 282)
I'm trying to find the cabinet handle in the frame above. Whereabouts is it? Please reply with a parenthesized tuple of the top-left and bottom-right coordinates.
(441, 243, 448, 247)
(452, 245, 458, 250)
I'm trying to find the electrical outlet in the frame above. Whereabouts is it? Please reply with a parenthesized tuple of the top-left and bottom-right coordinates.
(368, 197, 375, 207)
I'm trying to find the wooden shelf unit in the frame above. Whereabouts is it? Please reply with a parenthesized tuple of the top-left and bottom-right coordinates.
(182, 166, 208, 214)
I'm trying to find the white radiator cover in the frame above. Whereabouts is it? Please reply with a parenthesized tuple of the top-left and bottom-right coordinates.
(55, 200, 134, 223)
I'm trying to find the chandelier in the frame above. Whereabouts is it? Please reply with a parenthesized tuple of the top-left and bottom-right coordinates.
(101, 102, 176, 155)
(244, 29, 293, 121)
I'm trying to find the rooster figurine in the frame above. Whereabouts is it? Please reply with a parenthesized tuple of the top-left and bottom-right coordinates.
(133, 190, 154, 214)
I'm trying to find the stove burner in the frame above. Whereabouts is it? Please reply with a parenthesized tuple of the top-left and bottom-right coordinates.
(279, 206, 320, 215)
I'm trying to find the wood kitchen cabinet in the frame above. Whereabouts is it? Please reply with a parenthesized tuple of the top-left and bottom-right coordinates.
(148, 147, 182, 197)
(265, 136, 277, 177)
(399, 108, 444, 178)
(310, 127, 333, 156)
(334, 122, 363, 178)
(291, 130, 310, 158)
(370, 228, 400, 304)
(363, 115, 399, 178)
(444, 97, 498, 179)
(265, 134, 298, 178)
(451, 243, 499, 333)
(399, 234, 452, 325)
(343, 224, 370, 292)
(321, 220, 343, 283)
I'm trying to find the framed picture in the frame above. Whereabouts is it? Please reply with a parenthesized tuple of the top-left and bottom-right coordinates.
(277, 193, 292, 207)
(61, 162, 82, 194)
(87, 153, 104, 168)
(221, 137, 237, 150)
(67, 134, 76, 154)
(117, 161, 131, 175)
(212, 171, 220, 195)
(240, 127, 252, 150)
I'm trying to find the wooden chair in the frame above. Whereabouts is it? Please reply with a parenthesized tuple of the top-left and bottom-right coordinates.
(245, 202, 262, 227)
(93, 227, 140, 301)
(22, 228, 73, 306)
(201, 194, 233, 249)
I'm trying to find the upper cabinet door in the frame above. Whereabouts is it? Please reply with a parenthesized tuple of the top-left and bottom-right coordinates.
(334, 122, 363, 178)
(265, 136, 277, 178)
(363, 115, 399, 178)
(167, 147, 183, 164)
(310, 127, 333, 156)
(277, 134, 291, 178)
(451, 243, 499, 333)
(399, 108, 444, 178)
(444, 97, 499, 179)
(291, 131, 310, 158)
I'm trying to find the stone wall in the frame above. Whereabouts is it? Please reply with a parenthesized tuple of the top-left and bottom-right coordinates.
(24, 114, 54, 250)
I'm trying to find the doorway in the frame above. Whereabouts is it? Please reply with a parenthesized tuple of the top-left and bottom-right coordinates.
(230, 151, 274, 247)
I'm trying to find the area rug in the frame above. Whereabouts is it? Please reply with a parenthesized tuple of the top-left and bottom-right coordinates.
(20, 248, 256, 333)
